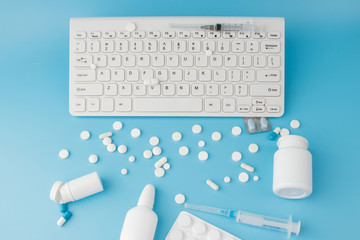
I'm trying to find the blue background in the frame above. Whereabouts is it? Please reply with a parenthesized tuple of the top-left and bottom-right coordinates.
(0, 0, 359, 239)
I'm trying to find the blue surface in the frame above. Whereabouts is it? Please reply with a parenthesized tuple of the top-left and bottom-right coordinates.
(0, 0, 359, 239)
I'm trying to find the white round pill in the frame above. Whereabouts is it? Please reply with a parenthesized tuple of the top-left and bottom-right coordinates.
(88, 154, 98, 164)
(232, 151, 242, 161)
(192, 124, 202, 134)
(232, 126, 242, 136)
(131, 128, 141, 138)
(253, 175, 259, 181)
(198, 140, 205, 147)
(107, 144, 116, 152)
(149, 136, 160, 146)
(170, 229, 183, 240)
(129, 156, 135, 162)
(224, 176, 231, 183)
(175, 194, 186, 204)
(208, 229, 221, 240)
(212, 131, 222, 141)
(155, 167, 165, 178)
(198, 151, 208, 161)
(143, 150, 153, 159)
(172, 132, 182, 141)
(118, 145, 127, 154)
(193, 222, 206, 234)
(103, 137, 112, 145)
(80, 131, 90, 140)
(126, 22, 136, 32)
(113, 121, 123, 130)
(121, 168, 128, 175)
(90, 64, 97, 70)
(179, 146, 189, 156)
(206, 50, 213, 56)
(152, 146, 162, 156)
(280, 128, 290, 136)
(290, 120, 300, 129)
(163, 163, 170, 170)
(238, 172, 249, 183)
(178, 215, 192, 227)
(59, 149, 69, 159)
(248, 143, 259, 153)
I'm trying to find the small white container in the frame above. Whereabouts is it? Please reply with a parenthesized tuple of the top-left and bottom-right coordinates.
(50, 172, 104, 203)
(273, 135, 312, 199)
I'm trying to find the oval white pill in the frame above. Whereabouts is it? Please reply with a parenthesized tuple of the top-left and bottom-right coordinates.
(280, 128, 290, 136)
(131, 128, 141, 138)
(290, 120, 300, 129)
(59, 149, 69, 159)
(224, 176, 231, 183)
(238, 172, 249, 182)
(198, 151, 208, 161)
(232, 126, 242, 136)
(152, 146, 162, 156)
(212, 131, 222, 141)
(121, 168, 128, 175)
(88, 154, 98, 164)
(232, 151, 242, 161)
(154, 167, 165, 178)
(113, 121, 123, 130)
(99, 132, 112, 139)
(172, 132, 182, 141)
(118, 145, 127, 154)
(206, 179, 219, 191)
(149, 136, 159, 146)
(80, 131, 90, 140)
(154, 157, 167, 168)
(192, 124, 202, 134)
(107, 144, 116, 152)
(241, 162, 255, 172)
(143, 150, 153, 159)
(103, 137, 112, 145)
(129, 156, 135, 162)
(198, 140, 205, 147)
(179, 146, 189, 156)
(163, 163, 171, 170)
(175, 194, 186, 204)
(253, 175, 259, 181)
(248, 143, 259, 153)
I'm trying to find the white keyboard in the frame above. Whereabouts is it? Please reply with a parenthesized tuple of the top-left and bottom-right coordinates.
(69, 17, 284, 117)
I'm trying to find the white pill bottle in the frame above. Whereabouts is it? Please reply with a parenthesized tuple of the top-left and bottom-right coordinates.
(273, 135, 312, 199)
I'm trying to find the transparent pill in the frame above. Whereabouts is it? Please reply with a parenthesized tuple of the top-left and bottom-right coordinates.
(224, 176, 231, 183)
(231, 151, 242, 161)
(175, 193, 186, 204)
(99, 132, 112, 139)
(290, 120, 300, 129)
(179, 146, 189, 156)
(206, 179, 219, 191)
(260, 117, 268, 130)
(154, 157, 167, 168)
(238, 172, 249, 183)
(143, 150, 153, 159)
(198, 140, 205, 147)
(118, 145, 128, 154)
(121, 168, 128, 175)
(172, 132, 182, 141)
(211, 131, 222, 141)
(280, 128, 290, 136)
(88, 154, 98, 164)
(241, 163, 254, 172)
(59, 149, 69, 159)
(163, 163, 171, 170)
(149, 136, 160, 146)
(192, 124, 202, 134)
(198, 151, 209, 161)
(253, 175, 259, 181)
(131, 128, 141, 138)
(232, 126, 242, 136)
(113, 121, 123, 130)
(103, 137, 112, 145)
(248, 143, 259, 153)
(247, 119, 256, 132)
(155, 167, 165, 178)
(152, 146, 162, 156)
(107, 144, 116, 152)
(80, 131, 90, 140)
(129, 156, 135, 162)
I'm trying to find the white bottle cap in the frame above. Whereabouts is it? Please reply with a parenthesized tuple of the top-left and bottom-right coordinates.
(137, 184, 155, 209)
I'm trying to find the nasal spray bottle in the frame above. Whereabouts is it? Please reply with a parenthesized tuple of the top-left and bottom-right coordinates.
(120, 184, 158, 240)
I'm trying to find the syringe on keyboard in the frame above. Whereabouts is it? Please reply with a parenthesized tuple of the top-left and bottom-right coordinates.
(69, 17, 285, 117)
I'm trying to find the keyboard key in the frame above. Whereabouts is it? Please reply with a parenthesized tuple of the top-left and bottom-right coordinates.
(268, 56, 281, 68)
(152, 55, 165, 67)
(252, 98, 266, 105)
(118, 31, 130, 39)
(220, 84, 233, 96)
(184, 70, 196, 82)
(252, 31, 265, 39)
(253, 55, 266, 67)
(217, 41, 230, 52)
(74, 98, 86, 111)
(268, 32, 280, 39)
(192, 31, 206, 38)
(119, 84, 132, 96)
(243, 70, 255, 82)
(123, 55, 136, 67)
(210, 55, 222, 67)
(178, 31, 190, 38)
(170, 69, 182, 81)
(199, 69, 211, 82)
(102, 40, 114, 53)
(148, 85, 161, 96)
(148, 31, 161, 38)
(239, 55, 251, 67)
(250, 84, 281, 96)
(261, 41, 280, 53)
(89, 31, 101, 39)
(115, 98, 132, 111)
(97, 69, 110, 81)
(247, 41, 259, 53)
(94, 55, 107, 67)
(232, 41, 244, 52)
(181, 55, 193, 67)
(116, 40, 129, 52)
(74, 84, 103, 96)
(189, 40, 201, 53)
(104, 84, 117, 96)
(103, 31, 116, 39)
(166, 55, 179, 67)
(133, 98, 202, 112)
(74, 70, 95, 82)
(195, 55, 208, 67)
(74, 32, 86, 39)
(162, 84, 175, 96)
(267, 105, 281, 112)
(163, 31, 176, 38)
(74, 41, 86, 53)
(144, 41, 157, 52)
(257, 70, 280, 82)
(101, 98, 114, 112)
(238, 31, 251, 39)
(214, 70, 226, 82)
(160, 41, 172, 53)
(130, 41, 143, 52)
(224, 55, 237, 67)
(223, 98, 236, 112)
(252, 105, 265, 112)
(203, 41, 215, 52)
(112, 69, 125, 81)
(141, 69, 154, 80)
(234, 84, 248, 96)
(191, 84, 204, 96)
(237, 105, 250, 112)
(132, 31, 146, 39)
(206, 84, 218, 96)
(88, 41, 100, 53)
(223, 31, 236, 39)
(74, 55, 92, 67)
(204, 98, 221, 112)
(134, 84, 146, 96)
(228, 70, 241, 82)
(109, 55, 121, 67)
(174, 41, 186, 52)
(87, 98, 100, 111)
(126, 69, 139, 81)
(177, 84, 190, 96)
(138, 55, 150, 67)
(155, 69, 167, 81)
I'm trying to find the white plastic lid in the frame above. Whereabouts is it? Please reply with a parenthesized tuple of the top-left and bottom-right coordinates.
(49, 181, 64, 202)
(137, 184, 155, 209)
(277, 135, 309, 149)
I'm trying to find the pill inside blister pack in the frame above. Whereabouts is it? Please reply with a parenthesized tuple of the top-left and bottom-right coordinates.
(166, 211, 242, 240)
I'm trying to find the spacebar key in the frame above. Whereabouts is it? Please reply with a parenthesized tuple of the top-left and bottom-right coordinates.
(134, 98, 202, 112)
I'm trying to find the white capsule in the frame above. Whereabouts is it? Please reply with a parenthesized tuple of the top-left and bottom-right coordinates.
(198, 151, 209, 161)
(128, 156, 135, 162)
(198, 140, 205, 147)
(155, 167, 165, 178)
(152, 146, 162, 156)
(192, 124, 202, 134)
(211, 131, 222, 141)
(232, 126, 242, 136)
(206, 179, 219, 191)
(179, 146, 189, 156)
(118, 145, 127, 154)
(175, 194, 186, 204)
(103, 137, 112, 145)
(253, 175, 259, 181)
(163, 163, 171, 170)
(59, 149, 69, 159)
(57, 217, 66, 226)
(121, 168, 128, 175)
(238, 172, 249, 183)
(280, 128, 290, 136)
(248, 143, 259, 153)
(172, 132, 182, 141)
(99, 132, 112, 139)
(113, 121, 123, 130)
(224, 176, 231, 183)
(149, 136, 160, 146)
(80, 131, 90, 140)
(88, 154, 98, 164)
(154, 157, 167, 168)
(241, 163, 255, 172)
(274, 127, 281, 134)
(143, 150, 153, 159)
(231, 151, 242, 161)
(131, 128, 141, 138)
(290, 120, 300, 129)
(107, 144, 116, 152)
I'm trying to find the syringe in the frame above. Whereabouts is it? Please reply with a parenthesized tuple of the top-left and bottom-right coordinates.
(169, 23, 254, 31)
(185, 203, 301, 238)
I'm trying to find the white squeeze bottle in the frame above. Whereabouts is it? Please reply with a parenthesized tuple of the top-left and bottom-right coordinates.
(120, 184, 158, 240)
